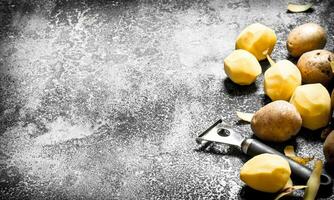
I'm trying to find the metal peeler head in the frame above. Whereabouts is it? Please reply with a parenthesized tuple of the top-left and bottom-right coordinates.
(196, 119, 244, 148)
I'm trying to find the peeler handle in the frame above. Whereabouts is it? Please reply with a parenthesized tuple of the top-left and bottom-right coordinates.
(241, 138, 332, 188)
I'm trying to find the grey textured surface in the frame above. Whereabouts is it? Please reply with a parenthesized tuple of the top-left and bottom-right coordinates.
(0, 0, 333, 199)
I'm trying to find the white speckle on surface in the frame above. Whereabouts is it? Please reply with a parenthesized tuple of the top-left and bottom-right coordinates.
(173, 24, 235, 67)
(0, 0, 333, 199)
(35, 117, 95, 145)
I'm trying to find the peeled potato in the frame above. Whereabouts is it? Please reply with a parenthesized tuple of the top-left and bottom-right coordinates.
(224, 49, 262, 85)
(290, 83, 331, 130)
(236, 23, 277, 61)
(240, 153, 291, 193)
(264, 60, 302, 101)
(287, 23, 327, 57)
(251, 100, 302, 142)
(297, 49, 334, 86)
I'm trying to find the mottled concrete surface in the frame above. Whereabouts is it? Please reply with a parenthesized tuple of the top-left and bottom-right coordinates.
(0, 0, 333, 199)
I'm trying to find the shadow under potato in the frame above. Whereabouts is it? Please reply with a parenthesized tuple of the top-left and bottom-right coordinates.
(239, 185, 303, 200)
(286, 54, 299, 64)
(222, 58, 272, 97)
(239, 177, 333, 200)
(297, 127, 323, 142)
(236, 120, 252, 126)
(286, 7, 315, 14)
(249, 133, 299, 152)
(259, 94, 273, 105)
(324, 162, 334, 177)
(223, 78, 258, 96)
(259, 59, 271, 72)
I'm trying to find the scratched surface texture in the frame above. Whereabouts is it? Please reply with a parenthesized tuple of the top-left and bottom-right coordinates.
(0, 0, 333, 199)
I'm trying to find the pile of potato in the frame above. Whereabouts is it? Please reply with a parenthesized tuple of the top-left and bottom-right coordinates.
(223, 22, 334, 194)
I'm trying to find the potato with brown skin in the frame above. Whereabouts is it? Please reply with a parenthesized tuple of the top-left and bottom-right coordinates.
(297, 50, 334, 86)
(251, 100, 302, 142)
(331, 89, 334, 108)
(287, 23, 327, 57)
(323, 130, 334, 165)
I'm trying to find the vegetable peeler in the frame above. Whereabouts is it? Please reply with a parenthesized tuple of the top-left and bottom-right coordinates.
(196, 119, 332, 188)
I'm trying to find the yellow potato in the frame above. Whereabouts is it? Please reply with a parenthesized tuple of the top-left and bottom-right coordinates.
(287, 23, 327, 57)
(290, 83, 331, 130)
(236, 23, 277, 61)
(264, 60, 301, 101)
(240, 153, 291, 193)
(224, 49, 262, 85)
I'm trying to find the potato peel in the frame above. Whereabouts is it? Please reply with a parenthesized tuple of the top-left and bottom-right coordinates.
(284, 145, 314, 165)
(266, 54, 276, 66)
(304, 160, 323, 200)
(290, 156, 314, 165)
(236, 111, 254, 122)
(284, 145, 296, 157)
(287, 3, 313, 13)
(274, 185, 307, 200)
(330, 61, 334, 73)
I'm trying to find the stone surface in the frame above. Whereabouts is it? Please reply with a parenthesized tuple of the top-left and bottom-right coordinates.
(0, 0, 333, 199)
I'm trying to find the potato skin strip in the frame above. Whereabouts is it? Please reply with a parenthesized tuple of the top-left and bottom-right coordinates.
(266, 55, 276, 66)
(303, 160, 322, 200)
(330, 61, 334, 73)
(284, 145, 313, 165)
(236, 111, 253, 123)
(284, 145, 296, 157)
(274, 185, 307, 200)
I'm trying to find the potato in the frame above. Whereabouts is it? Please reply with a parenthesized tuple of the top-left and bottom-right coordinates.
(240, 153, 291, 193)
(236, 23, 277, 61)
(224, 49, 262, 85)
(251, 100, 302, 142)
(287, 23, 327, 57)
(290, 83, 331, 130)
(264, 60, 301, 101)
(297, 50, 334, 86)
(324, 131, 334, 165)
(331, 89, 334, 108)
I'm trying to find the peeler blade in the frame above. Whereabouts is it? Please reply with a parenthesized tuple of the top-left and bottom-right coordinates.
(196, 119, 244, 148)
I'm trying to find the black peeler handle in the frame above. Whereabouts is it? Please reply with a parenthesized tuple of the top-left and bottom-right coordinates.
(241, 138, 332, 188)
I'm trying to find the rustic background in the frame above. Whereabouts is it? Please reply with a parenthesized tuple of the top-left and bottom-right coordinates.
(0, 0, 333, 199)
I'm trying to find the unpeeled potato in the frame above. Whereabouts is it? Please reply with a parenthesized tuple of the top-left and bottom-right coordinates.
(331, 89, 334, 108)
(324, 131, 334, 165)
(251, 100, 302, 142)
(297, 49, 334, 86)
(240, 153, 291, 193)
(287, 23, 327, 57)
